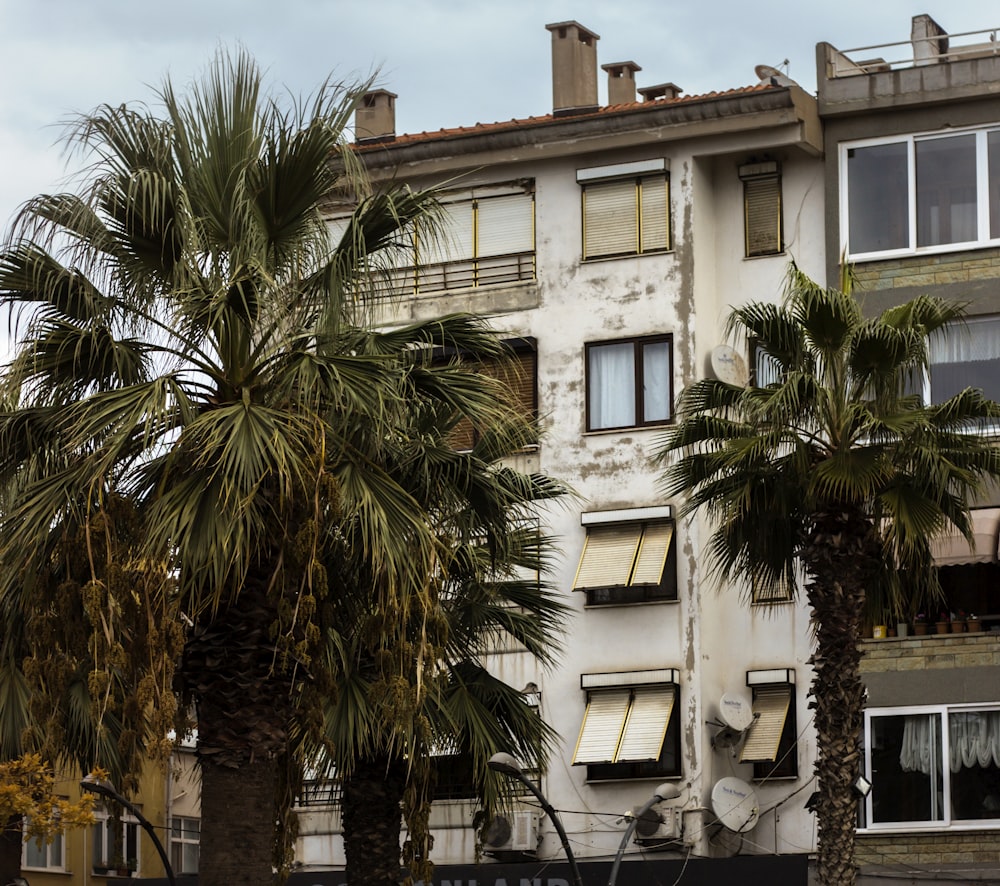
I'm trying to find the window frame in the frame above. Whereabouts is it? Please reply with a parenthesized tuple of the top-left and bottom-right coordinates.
(926, 314, 1000, 408)
(169, 816, 200, 875)
(573, 674, 682, 782)
(741, 682, 798, 780)
(579, 160, 671, 260)
(840, 126, 1000, 261)
(91, 805, 140, 874)
(23, 820, 65, 871)
(862, 702, 1000, 832)
(573, 519, 678, 606)
(740, 161, 783, 258)
(585, 334, 673, 432)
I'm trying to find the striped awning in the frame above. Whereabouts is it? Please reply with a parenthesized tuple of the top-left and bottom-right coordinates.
(929, 508, 1000, 566)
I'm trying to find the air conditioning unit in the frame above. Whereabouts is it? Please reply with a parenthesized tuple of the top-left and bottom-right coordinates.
(483, 811, 538, 856)
(634, 807, 680, 846)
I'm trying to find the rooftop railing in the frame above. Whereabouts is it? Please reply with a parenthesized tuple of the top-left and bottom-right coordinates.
(828, 25, 1000, 78)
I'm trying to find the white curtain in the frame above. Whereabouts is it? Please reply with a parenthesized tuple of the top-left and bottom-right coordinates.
(589, 343, 635, 429)
(929, 316, 1000, 365)
(899, 711, 1000, 774)
(642, 340, 670, 422)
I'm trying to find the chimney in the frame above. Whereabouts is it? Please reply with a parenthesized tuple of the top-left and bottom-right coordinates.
(602, 61, 642, 106)
(911, 14, 948, 66)
(545, 21, 600, 116)
(638, 83, 684, 102)
(355, 89, 397, 143)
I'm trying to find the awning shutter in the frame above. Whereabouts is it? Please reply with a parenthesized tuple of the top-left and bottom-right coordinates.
(929, 507, 1000, 565)
(639, 176, 669, 253)
(740, 685, 792, 763)
(616, 686, 675, 762)
(572, 690, 630, 764)
(744, 175, 782, 256)
(572, 525, 641, 589)
(583, 180, 637, 258)
(477, 193, 534, 257)
(630, 522, 673, 585)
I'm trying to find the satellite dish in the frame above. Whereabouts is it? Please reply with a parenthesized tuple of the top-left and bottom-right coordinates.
(754, 63, 797, 87)
(711, 777, 760, 833)
(719, 693, 754, 731)
(710, 345, 748, 386)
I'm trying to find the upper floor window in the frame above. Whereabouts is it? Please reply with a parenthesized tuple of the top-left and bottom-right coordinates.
(578, 159, 670, 260)
(170, 816, 200, 875)
(741, 672, 798, 780)
(843, 128, 1000, 259)
(92, 806, 139, 875)
(586, 334, 672, 431)
(929, 315, 1000, 404)
(864, 704, 1000, 830)
(329, 182, 535, 298)
(573, 669, 681, 781)
(740, 161, 783, 257)
(24, 822, 64, 871)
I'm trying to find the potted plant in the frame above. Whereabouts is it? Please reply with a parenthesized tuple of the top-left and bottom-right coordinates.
(935, 611, 952, 634)
(967, 612, 984, 633)
(953, 610, 968, 633)
(913, 613, 929, 635)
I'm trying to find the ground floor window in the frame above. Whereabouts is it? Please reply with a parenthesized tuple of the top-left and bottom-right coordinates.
(864, 704, 1000, 828)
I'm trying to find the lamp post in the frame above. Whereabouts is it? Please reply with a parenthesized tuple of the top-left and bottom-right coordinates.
(607, 783, 681, 886)
(487, 753, 584, 886)
(80, 774, 176, 886)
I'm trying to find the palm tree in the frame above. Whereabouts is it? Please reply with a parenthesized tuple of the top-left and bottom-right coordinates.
(652, 265, 1000, 886)
(297, 385, 569, 886)
(0, 50, 534, 885)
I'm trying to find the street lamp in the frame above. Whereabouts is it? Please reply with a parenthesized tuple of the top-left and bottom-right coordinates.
(608, 783, 681, 886)
(487, 753, 583, 886)
(80, 774, 176, 886)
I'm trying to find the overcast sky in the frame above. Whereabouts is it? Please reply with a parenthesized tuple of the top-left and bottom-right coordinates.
(2, 0, 999, 236)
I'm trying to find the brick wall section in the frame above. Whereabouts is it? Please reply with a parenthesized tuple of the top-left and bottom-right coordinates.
(857, 633, 1000, 866)
(857, 830, 1000, 866)
(853, 247, 1000, 291)
(860, 632, 1000, 673)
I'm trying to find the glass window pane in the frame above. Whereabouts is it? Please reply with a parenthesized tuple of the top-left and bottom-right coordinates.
(930, 316, 1000, 402)
(588, 342, 635, 429)
(641, 340, 671, 422)
(990, 131, 1000, 240)
(948, 711, 1000, 821)
(870, 713, 944, 823)
(848, 142, 909, 253)
(917, 135, 978, 246)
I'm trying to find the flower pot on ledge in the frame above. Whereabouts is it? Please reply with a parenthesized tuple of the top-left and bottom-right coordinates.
(935, 621, 951, 634)
(968, 619, 984, 633)
(913, 621, 929, 635)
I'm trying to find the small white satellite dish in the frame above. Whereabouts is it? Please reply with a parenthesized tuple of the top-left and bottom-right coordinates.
(711, 777, 760, 833)
(719, 693, 754, 731)
(710, 345, 748, 387)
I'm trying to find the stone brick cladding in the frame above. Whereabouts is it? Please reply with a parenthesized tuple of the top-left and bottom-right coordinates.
(857, 632, 1000, 866)
(860, 632, 1000, 674)
(853, 247, 1000, 292)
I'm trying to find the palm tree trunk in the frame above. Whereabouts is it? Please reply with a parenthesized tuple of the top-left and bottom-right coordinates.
(182, 572, 297, 886)
(801, 506, 879, 886)
(342, 754, 407, 886)
(0, 815, 23, 885)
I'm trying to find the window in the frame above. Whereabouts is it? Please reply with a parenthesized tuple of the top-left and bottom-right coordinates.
(573, 670, 681, 781)
(843, 128, 1000, 258)
(586, 335, 672, 431)
(740, 161, 783, 257)
(329, 182, 535, 297)
(446, 338, 537, 451)
(170, 817, 200, 875)
(929, 316, 1000, 404)
(23, 826, 64, 871)
(864, 704, 1000, 829)
(579, 159, 670, 259)
(92, 807, 139, 874)
(573, 516, 677, 605)
(741, 673, 797, 779)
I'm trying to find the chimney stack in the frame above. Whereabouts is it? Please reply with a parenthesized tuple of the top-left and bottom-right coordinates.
(602, 61, 642, 106)
(638, 83, 684, 102)
(545, 21, 600, 116)
(355, 89, 397, 143)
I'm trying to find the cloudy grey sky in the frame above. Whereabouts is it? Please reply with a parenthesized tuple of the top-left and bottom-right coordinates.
(1, 0, 999, 235)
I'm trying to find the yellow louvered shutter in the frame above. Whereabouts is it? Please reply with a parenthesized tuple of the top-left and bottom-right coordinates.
(630, 522, 673, 585)
(572, 525, 642, 589)
(639, 175, 669, 253)
(572, 690, 630, 764)
(744, 175, 782, 257)
(616, 686, 676, 762)
(740, 686, 792, 763)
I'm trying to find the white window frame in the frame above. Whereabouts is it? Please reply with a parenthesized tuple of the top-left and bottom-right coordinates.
(92, 806, 140, 874)
(22, 822, 65, 871)
(862, 702, 1000, 832)
(169, 815, 200, 875)
(840, 126, 1000, 261)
